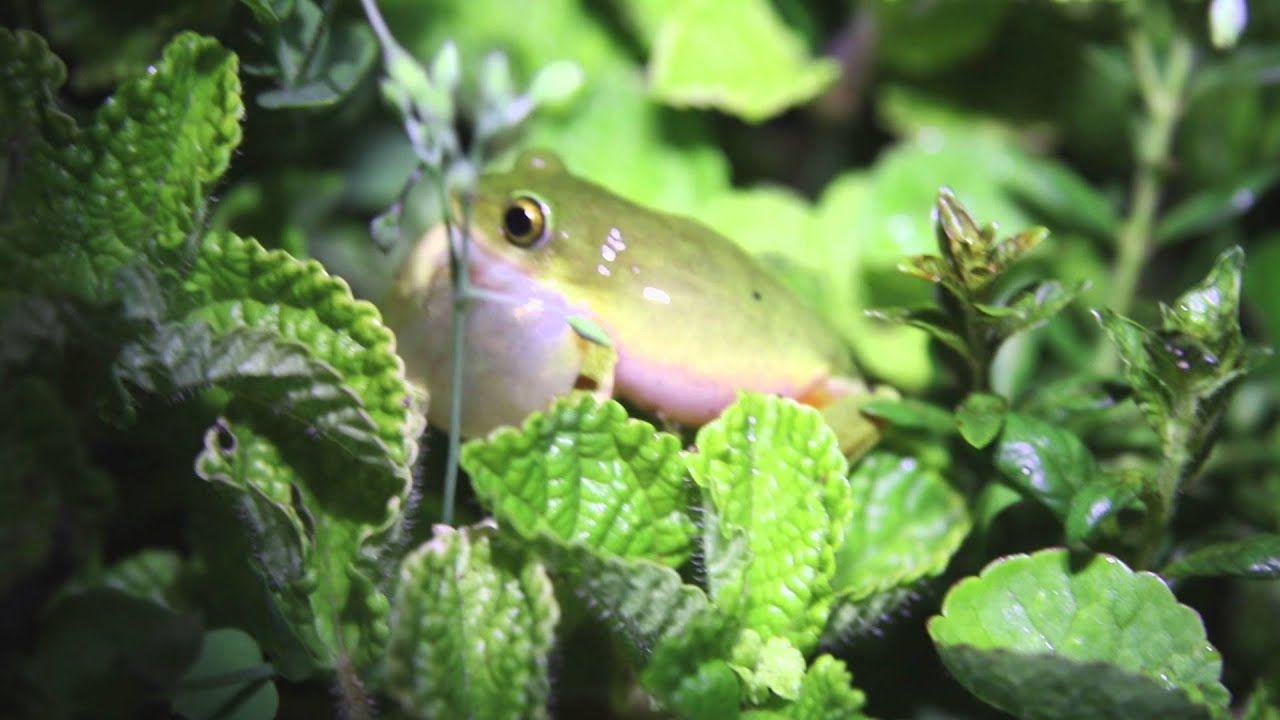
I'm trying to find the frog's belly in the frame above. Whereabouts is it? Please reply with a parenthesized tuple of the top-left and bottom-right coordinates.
(612, 346, 825, 425)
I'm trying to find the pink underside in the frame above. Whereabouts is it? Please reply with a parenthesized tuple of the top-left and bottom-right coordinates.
(612, 342, 824, 425)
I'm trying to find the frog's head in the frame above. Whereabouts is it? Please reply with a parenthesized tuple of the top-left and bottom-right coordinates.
(466, 149, 612, 283)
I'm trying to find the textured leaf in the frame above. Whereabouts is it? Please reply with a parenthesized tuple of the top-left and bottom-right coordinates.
(119, 320, 403, 523)
(994, 412, 1097, 518)
(687, 393, 851, 653)
(547, 543, 712, 655)
(955, 393, 1007, 448)
(172, 629, 278, 720)
(644, 0, 837, 122)
(0, 30, 243, 302)
(929, 549, 1229, 720)
(181, 231, 416, 471)
(834, 452, 970, 601)
(729, 631, 806, 703)
(385, 523, 558, 720)
(461, 393, 695, 565)
(641, 613, 743, 720)
(195, 420, 391, 671)
(1163, 535, 1280, 580)
(780, 655, 870, 720)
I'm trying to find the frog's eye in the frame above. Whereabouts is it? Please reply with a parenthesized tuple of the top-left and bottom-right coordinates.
(502, 196, 549, 248)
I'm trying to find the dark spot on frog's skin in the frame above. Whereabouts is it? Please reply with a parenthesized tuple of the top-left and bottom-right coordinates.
(752, 290, 762, 301)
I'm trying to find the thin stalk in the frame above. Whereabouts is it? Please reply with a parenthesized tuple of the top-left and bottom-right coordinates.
(1108, 31, 1194, 319)
(439, 176, 467, 526)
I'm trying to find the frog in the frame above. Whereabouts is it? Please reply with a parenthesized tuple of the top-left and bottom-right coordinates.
(386, 149, 882, 454)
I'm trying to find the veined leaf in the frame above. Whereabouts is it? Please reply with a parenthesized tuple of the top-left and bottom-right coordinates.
(461, 393, 695, 565)
(687, 393, 851, 653)
(385, 523, 558, 720)
(0, 30, 243, 302)
(929, 549, 1229, 720)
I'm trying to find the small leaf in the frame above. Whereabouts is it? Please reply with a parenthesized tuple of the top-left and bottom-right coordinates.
(780, 655, 871, 720)
(977, 280, 1083, 338)
(1159, 246, 1244, 352)
(994, 413, 1097, 517)
(860, 396, 955, 435)
(687, 393, 851, 653)
(866, 306, 970, 360)
(461, 394, 695, 565)
(171, 629, 278, 720)
(385, 523, 558, 720)
(929, 549, 1230, 720)
(1065, 476, 1143, 549)
(1163, 534, 1280, 579)
(973, 482, 1024, 532)
(956, 392, 1007, 448)
(729, 632, 806, 702)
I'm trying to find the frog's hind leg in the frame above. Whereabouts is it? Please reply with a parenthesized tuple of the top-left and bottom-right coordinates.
(798, 376, 895, 460)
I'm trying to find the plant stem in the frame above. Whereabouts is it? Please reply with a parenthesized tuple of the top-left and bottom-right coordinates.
(1108, 31, 1194, 319)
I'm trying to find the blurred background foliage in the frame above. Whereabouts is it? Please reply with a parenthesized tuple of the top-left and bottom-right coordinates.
(3, 0, 1280, 716)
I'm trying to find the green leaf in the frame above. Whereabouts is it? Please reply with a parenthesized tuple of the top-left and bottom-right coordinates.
(976, 281, 1083, 338)
(527, 59, 585, 107)
(872, 0, 1009, 74)
(257, 20, 377, 109)
(956, 393, 1008, 448)
(929, 549, 1230, 720)
(1163, 535, 1280, 579)
(171, 629, 278, 720)
(1065, 477, 1143, 549)
(780, 655, 870, 720)
(1160, 247, 1245, 353)
(641, 613, 743, 720)
(643, 0, 837, 122)
(687, 393, 851, 653)
(385, 523, 558, 720)
(78, 549, 182, 609)
(994, 412, 1097, 518)
(195, 420, 392, 671)
(860, 397, 956, 435)
(865, 306, 971, 360)
(461, 393, 695, 565)
(833, 452, 971, 601)
(1156, 168, 1280, 245)
(1242, 683, 1280, 720)
(1004, 159, 1121, 240)
(180, 231, 417, 472)
(729, 631, 806, 703)
(0, 30, 243, 302)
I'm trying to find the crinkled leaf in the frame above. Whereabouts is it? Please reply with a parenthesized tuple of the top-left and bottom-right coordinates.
(779, 655, 870, 720)
(181, 231, 416, 471)
(195, 420, 391, 671)
(642, 613, 743, 720)
(955, 393, 1007, 449)
(729, 632, 806, 703)
(0, 30, 243, 302)
(834, 452, 970, 601)
(929, 549, 1229, 720)
(461, 393, 695, 565)
(687, 393, 851, 653)
(385, 523, 558, 720)
(644, 0, 837, 122)
(1065, 476, 1143, 549)
(994, 412, 1097, 518)
(860, 397, 955, 435)
(171, 629, 278, 720)
(1163, 535, 1280, 580)
(119, 321, 403, 523)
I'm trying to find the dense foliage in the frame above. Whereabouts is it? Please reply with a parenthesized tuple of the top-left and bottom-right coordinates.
(2, 0, 1278, 718)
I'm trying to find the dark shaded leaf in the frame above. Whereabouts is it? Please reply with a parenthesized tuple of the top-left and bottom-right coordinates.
(1156, 168, 1280, 245)
(1065, 476, 1143, 548)
(1164, 535, 1280, 579)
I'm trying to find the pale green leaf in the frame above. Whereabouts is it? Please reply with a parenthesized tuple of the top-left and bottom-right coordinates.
(687, 393, 851, 653)
(929, 549, 1230, 720)
(385, 523, 558, 720)
(729, 631, 806, 703)
(461, 393, 695, 565)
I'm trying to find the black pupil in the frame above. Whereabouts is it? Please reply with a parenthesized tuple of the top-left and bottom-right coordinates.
(505, 205, 533, 237)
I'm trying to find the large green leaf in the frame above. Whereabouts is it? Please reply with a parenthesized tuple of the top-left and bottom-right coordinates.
(0, 30, 243, 302)
(832, 452, 970, 603)
(384, 523, 558, 720)
(687, 393, 851, 653)
(641, 0, 838, 122)
(461, 393, 695, 565)
(929, 549, 1230, 720)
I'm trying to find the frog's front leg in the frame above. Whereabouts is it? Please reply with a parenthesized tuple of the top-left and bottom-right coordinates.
(801, 375, 894, 460)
